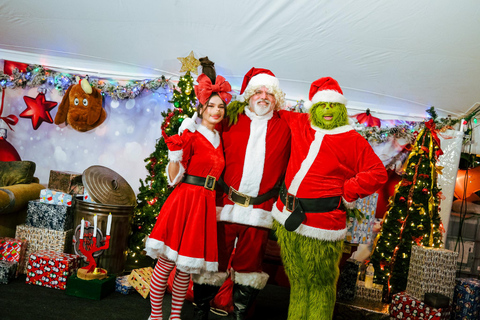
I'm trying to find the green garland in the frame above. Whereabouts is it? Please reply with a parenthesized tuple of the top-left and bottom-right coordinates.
(0, 64, 173, 100)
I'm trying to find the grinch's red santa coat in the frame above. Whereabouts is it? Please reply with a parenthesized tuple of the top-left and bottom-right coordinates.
(272, 78, 386, 239)
(272, 113, 386, 239)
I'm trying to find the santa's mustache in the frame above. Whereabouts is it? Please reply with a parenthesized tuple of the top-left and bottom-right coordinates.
(255, 99, 271, 106)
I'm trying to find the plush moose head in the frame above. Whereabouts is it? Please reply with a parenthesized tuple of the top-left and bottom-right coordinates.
(54, 78, 106, 132)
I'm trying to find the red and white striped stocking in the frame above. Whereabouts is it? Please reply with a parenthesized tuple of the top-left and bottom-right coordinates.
(149, 257, 175, 320)
(169, 269, 190, 320)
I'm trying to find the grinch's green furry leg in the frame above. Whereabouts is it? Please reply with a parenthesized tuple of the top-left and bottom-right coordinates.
(305, 239, 343, 320)
(274, 221, 309, 320)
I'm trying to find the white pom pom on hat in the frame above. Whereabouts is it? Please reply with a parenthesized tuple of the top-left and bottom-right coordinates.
(304, 77, 347, 111)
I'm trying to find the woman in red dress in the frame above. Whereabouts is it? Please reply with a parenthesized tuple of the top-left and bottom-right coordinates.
(145, 58, 232, 320)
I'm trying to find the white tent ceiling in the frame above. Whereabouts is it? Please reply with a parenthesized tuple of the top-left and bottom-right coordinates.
(1, 0, 479, 121)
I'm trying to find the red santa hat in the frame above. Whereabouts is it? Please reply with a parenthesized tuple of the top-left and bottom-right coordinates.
(304, 77, 348, 110)
(240, 67, 280, 95)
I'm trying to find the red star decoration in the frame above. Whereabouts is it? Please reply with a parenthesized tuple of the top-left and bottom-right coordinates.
(20, 92, 57, 130)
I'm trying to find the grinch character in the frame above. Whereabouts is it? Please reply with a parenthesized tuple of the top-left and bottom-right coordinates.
(272, 77, 388, 319)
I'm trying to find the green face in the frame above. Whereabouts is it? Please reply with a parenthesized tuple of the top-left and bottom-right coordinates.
(309, 102, 348, 129)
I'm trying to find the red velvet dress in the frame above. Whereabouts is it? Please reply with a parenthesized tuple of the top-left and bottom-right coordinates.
(145, 128, 225, 274)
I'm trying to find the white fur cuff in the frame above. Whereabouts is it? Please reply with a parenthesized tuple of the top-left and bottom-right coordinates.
(234, 271, 269, 290)
(342, 197, 357, 210)
(168, 149, 183, 162)
(192, 272, 228, 286)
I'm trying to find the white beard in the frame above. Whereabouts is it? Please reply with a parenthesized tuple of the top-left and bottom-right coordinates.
(252, 100, 272, 116)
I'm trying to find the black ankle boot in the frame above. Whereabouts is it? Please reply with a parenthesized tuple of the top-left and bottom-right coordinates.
(232, 284, 260, 320)
(192, 283, 221, 320)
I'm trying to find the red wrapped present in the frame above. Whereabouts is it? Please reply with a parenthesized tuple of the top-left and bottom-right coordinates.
(25, 250, 80, 290)
(0, 237, 27, 276)
(390, 291, 451, 320)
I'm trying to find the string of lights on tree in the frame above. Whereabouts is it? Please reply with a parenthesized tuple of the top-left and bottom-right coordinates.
(369, 109, 445, 301)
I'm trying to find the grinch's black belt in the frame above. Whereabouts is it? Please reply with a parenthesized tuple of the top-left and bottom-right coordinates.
(217, 178, 280, 207)
(280, 184, 341, 232)
(182, 174, 216, 191)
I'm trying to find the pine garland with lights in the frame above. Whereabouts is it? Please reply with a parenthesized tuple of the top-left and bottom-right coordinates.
(127, 72, 197, 265)
(0, 64, 173, 99)
(369, 117, 445, 301)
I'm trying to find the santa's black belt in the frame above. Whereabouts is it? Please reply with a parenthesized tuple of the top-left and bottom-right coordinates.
(227, 186, 279, 207)
(280, 186, 341, 232)
(182, 174, 216, 191)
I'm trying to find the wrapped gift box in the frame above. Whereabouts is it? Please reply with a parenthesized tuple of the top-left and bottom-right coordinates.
(0, 237, 27, 276)
(48, 170, 84, 195)
(0, 260, 18, 284)
(451, 278, 480, 320)
(356, 280, 383, 302)
(406, 245, 458, 301)
(25, 250, 80, 290)
(40, 189, 73, 206)
(15, 224, 73, 274)
(115, 275, 134, 295)
(390, 291, 451, 320)
(25, 200, 74, 231)
(345, 193, 378, 244)
(337, 258, 361, 301)
(127, 267, 153, 298)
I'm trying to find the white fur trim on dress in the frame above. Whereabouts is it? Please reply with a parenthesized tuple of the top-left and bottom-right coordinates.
(217, 205, 273, 229)
(168, 149, 183, 162)
(272, 203, 348, 241)
(197, 124, 220, 149)
(145, 237, 218, 274)
(192, 271, 229, 286)
(234, 271, 270, 290)
(166, 162, 185, 186)
(342, 197, 357, 209)
(311, 89, 348, 106)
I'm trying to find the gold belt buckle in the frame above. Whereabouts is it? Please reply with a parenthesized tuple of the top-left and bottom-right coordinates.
(285, 192, 296, 212)
(204, 175, 216, 191)
(228, 186, 251, 207)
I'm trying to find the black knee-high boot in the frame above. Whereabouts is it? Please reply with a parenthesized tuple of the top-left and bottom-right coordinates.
(192, 283, 221, 320)
(232, 284, 260, 320)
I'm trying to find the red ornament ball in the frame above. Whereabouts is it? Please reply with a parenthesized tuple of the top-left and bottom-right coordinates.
(138, 225, 142, 230)
(0, 137, 21, 161)
(422, 188, 429, 194)
(399, 196, 406, 202)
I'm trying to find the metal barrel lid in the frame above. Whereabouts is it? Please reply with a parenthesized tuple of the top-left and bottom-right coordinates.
(82, 165, 136, 206)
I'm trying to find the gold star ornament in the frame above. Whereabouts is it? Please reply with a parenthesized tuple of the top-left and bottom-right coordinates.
(177, 51, 200, 75)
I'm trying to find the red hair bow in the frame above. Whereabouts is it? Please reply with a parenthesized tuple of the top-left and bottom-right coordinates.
(194, 74, 232, 105)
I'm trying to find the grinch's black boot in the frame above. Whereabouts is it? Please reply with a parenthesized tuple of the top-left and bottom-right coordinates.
(192, 283, 220, 320)
(232, 284, 260, 320)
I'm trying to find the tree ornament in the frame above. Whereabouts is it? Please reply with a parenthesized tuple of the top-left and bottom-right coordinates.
(177, 51, 200, 75)
(422, 188, 429, 194)
(0, 128, 21, 161)
(185, 87, 191, 95)
(417, 225, 424, 230)
(399, 196, 406, 202)
(20, 89, 57, 130)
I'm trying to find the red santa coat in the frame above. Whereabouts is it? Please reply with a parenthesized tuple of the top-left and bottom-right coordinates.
(272, 111, 387, 241)
(217, 108, 291, 228)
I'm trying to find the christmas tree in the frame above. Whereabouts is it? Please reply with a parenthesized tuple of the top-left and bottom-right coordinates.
(369, 116, 444, 300)
(127, 72, 197, 266)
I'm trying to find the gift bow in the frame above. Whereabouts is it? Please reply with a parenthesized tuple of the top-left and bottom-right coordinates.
(425, 119, 444, 158)
(194, 74, 232, 105)
(0, 97, 19, 131)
